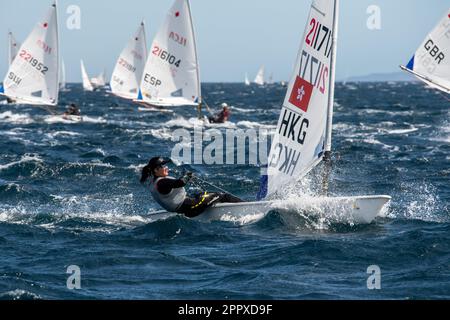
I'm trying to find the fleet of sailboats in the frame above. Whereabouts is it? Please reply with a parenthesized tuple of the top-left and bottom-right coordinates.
(2, 0, 449, 223)
(400, 9, 450, 94)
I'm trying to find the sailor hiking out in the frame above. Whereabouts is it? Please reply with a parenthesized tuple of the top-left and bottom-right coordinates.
(140, 157, 244, 218)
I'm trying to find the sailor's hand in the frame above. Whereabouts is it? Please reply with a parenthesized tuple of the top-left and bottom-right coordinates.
(182, 172, 194, 183)
(185, 171, 194, 179)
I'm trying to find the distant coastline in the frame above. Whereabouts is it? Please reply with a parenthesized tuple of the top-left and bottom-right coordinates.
(340, 71, 419, 83)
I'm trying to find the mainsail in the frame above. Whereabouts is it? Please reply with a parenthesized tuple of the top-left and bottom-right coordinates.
(245, 73, 250, 86)
(8, 31, 20, 65)
(60, 58, 66, 90)
(254, 66, 265, 86)
(258, 0, 338, 200)
(111, 22, 148, 100)
(400, 9, 450, 94)
(0, 2, 59, 106)
(80, 60, 94, 91)
(91, 70, 106, 87)
(137, 0, 201, 107)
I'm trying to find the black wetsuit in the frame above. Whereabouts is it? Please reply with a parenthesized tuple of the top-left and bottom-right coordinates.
(208, 110, 230, 124)
(155, 177, 244, 218)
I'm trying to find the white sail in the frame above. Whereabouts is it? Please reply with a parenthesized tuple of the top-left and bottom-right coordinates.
(254, 66, 265, 86)
(91, 70, 106, 87)
(400, 9, 450, 94)
(8, 31, 20, 65)
(245, 72, 250, 86)
(0, 2, 59, 106)
(258, 0, 338, 199)
(111, 22, 148, 100)
(137, 0, 201, 107)
(59, 58, 66, 90)
(80, 60, 94, 91)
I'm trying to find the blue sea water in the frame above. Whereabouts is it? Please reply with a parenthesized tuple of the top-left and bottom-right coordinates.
(0, 82, 449, 300)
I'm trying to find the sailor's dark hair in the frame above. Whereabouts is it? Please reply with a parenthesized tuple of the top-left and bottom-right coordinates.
(140, 164, 152, 183)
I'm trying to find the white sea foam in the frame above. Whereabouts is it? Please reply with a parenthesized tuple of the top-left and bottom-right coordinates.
(0, 111, 34, 124)
(0, 154, 44, 171)
(44, 115, 106, 124)
(0, 290, 41, 300)
(231, 106, 257, 113)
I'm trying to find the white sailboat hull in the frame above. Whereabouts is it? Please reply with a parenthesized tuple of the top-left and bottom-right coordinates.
(133, 98, 198, 108)
(0, 93, 57, 107)
(148, 195, 391, 225)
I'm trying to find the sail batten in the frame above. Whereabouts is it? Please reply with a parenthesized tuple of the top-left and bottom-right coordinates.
(400, 9, 450, 93)
(138, 0, 200, 107)
(2, 2, 59, 106)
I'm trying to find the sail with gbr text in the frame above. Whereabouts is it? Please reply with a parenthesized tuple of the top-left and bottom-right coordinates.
(258, 0, 337, 199)
(400, 10, 450, 94)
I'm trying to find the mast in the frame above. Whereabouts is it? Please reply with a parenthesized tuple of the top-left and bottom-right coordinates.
(324, 0, 339, 161)
(8, 30, 12, 65)
(54, 0, 60, 105)
(186, 0, 202, 118)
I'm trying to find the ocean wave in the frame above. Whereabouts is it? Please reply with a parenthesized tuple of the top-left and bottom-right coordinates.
(0, 111, 34, 124)
(0, 154, 44, 172)
(44, 115, 107, 124)
(0, 289, 41, 300)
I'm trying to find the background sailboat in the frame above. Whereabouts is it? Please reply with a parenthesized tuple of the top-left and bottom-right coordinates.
(80, 60, 95, 91)
(136, 0, 201, 108)
(91, 70, 107, 88)
(400, 9, 450, 94)
(110, 21, 148, 100)
(0, 1, 59, 107)
(244, 72, 250, 86)
(8, 31, 20, 65)
(59, 58, 67, 91)
(254, 66, 265, 86)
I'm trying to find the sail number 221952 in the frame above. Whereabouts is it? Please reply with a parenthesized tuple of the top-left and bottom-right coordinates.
(19, 50, 49, 75)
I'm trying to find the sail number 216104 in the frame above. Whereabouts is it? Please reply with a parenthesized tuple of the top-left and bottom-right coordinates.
(152, 46, 181, 68)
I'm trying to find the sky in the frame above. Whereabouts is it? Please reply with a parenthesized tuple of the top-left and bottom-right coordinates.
(0, 0, 448, 82)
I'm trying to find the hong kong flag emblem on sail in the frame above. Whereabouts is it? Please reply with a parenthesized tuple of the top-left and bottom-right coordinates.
(288, 76, 313, 112)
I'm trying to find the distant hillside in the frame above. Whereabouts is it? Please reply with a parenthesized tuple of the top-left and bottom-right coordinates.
(343, 72, 419, 83)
